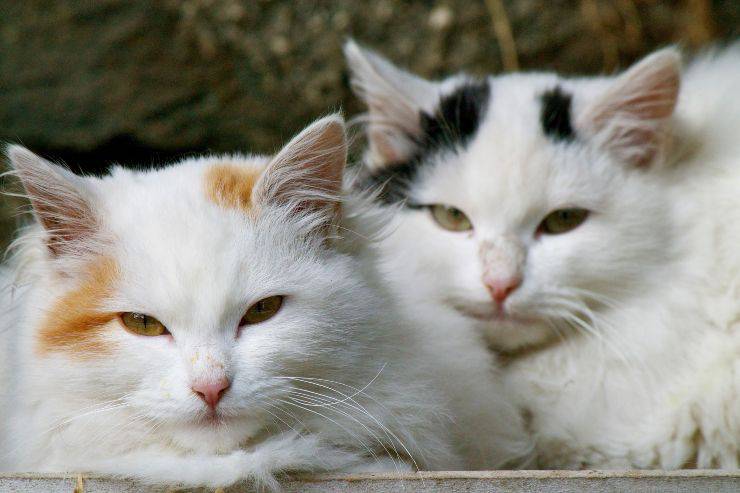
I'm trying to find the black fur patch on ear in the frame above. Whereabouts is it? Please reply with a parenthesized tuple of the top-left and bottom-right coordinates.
(362, 80, 491, 205)
(540, 86, 575, 141)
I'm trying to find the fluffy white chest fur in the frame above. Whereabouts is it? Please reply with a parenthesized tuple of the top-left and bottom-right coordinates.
(504, 51, 740, 469)
(345, 41, 740, 468)
(504, 289, 740, 468)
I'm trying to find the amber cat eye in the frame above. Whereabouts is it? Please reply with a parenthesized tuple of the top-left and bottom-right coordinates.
(240, 295, 284, 326)
(539, 208, 589, 235)
(119, 312, 169, 336)
(429, 204, 473, 232)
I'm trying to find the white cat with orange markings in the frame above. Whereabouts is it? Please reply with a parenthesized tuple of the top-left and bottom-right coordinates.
(0, 115, 530, 488)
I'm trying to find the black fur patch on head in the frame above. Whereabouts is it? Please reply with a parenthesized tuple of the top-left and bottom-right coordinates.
(363, 80, 491, 205)
(420, 81, 491, 152)
(539, 86, 575, 141)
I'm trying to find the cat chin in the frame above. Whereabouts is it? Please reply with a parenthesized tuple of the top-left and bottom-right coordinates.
(446, 297, 553, 351)
(479, 319, 556, 353)
(166, 417, 263, 454)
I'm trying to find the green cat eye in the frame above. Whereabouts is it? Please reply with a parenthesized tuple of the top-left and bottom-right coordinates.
(539, 208, 589, 235)
(429, 204, 473, 232)
(240, 295, 284, 326)
(120, 312, 169, 337)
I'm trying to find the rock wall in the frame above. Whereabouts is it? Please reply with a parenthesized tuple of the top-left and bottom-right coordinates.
(0, 0, 737, 247)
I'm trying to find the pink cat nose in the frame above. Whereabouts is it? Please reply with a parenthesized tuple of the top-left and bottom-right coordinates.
(484, 276, 522, 304)
(192, 378, 231, 411)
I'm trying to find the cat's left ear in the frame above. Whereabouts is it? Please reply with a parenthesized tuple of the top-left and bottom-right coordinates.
(252, 114, 347, 232)
(576, 48, 681, 168)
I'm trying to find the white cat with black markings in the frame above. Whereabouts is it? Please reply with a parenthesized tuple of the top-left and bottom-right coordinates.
(0, 114, 530, 489)
(346, 41, 740, 469)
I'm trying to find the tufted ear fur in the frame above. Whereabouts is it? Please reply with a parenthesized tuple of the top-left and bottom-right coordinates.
(344, 40, 440, 169)
(7, 145, 99, 257)
(252, 114, 347, 233)
(576, 48, 681, 168)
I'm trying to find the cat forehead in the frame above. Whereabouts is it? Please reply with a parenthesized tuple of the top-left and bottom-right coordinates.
(418, 75, 575, 176)
(425, 72, 592, 147)
(203, 161, 264, 212)
(463, 75, 609, 174)
(465, 76, 570, 167)
(100, 155, 268, 215)
(413, 76, 614, 210)
(483, 73, 596, 142)
(94, 156, 324, 323)
(368, 72, 611, 206)
(97, 155, 280, 268)
(435, 72, 610, 156)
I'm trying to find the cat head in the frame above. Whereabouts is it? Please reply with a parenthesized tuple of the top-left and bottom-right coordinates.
(8, 115, 387, 453)
(346, 41, 683, 352)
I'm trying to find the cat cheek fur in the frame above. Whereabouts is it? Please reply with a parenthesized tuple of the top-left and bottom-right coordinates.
(35, 257, 120, 358)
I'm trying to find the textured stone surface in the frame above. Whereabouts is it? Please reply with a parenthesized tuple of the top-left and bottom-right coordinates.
(0, 1, 738, 247)
(1, 1, 737, 157)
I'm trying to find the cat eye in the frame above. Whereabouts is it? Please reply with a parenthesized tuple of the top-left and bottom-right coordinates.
(240, 295, 284, 326)
(429, 204, 473, 232)
(119, 312, 169, 337)
(539, 208, 589, 235)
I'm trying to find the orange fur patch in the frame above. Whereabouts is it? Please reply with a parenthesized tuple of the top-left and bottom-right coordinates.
(205, 163, 261, 212)
(37, 258, 119, 358)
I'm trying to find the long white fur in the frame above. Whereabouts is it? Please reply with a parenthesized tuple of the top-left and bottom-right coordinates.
(346, 42, 740, 469)
(0, 114, 531, 489)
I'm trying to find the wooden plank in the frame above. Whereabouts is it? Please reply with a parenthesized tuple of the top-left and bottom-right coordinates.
(1, 470, 739, 492)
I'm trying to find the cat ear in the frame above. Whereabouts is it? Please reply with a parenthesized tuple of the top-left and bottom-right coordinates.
(344, 40, 439, 168)
(577, 48, 681, 168)
(7, 145, 98, 256)
(252, 114, 347, 231)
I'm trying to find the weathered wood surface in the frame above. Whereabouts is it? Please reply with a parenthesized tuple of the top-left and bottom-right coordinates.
(2, 470, 740, 493)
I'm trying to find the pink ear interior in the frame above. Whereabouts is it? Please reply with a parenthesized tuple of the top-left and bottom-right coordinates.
(344, 40, 439, 167)
(252, 115, 347, 224)
(579, 49, 681, 167)
(8, 146, 97, 256)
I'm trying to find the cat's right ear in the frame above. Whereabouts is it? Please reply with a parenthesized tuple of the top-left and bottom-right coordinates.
(252, 114, 347, 234)
(576, 48, 681, 168)
(344, 40, 439, 168)
(6, 145, 98, 256)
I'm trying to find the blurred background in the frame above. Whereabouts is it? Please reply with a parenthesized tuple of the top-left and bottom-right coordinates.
(1, 0, 738, 250)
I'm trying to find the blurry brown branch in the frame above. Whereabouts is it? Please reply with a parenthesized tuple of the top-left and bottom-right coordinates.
(686, 0, 716, 45)
(484, 0, 520, 71)
(579, 0, 619, 72)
